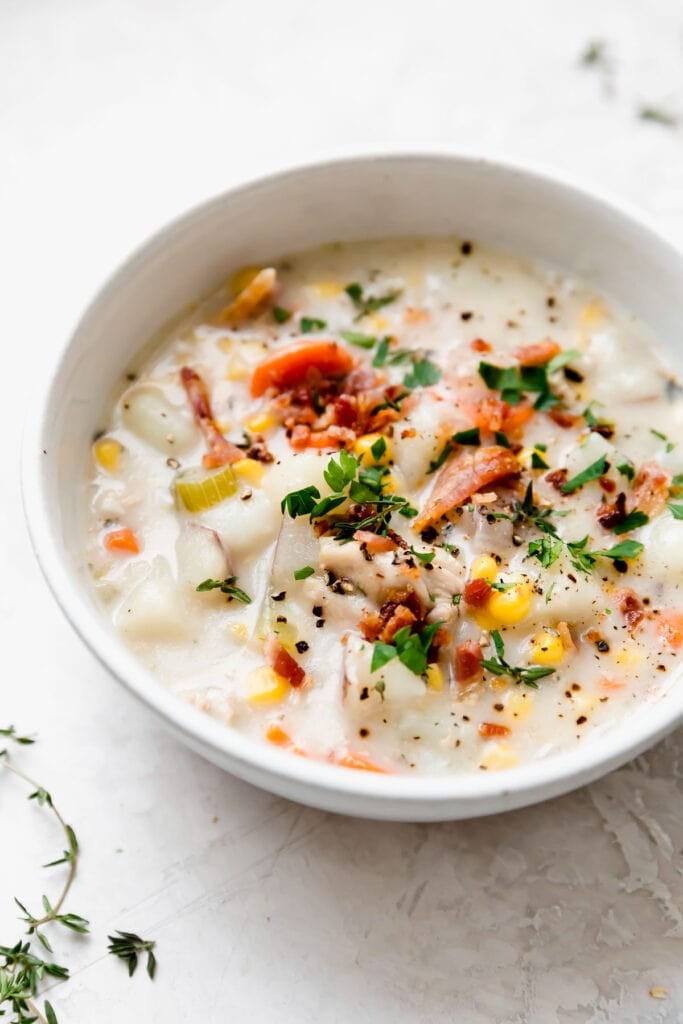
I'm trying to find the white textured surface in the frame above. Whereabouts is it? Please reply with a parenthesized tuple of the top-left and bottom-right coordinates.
(3, 1, 683, 1021)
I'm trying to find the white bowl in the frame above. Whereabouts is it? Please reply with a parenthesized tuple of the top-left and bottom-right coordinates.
(23, 154, 683, 821)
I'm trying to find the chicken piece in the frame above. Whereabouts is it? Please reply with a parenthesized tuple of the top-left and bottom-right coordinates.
(415, 445, 520, 531)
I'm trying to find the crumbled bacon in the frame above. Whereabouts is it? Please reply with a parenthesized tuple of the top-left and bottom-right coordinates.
(545, 468, 568, 491)
(463, 577, 493, 607)
(180, 366, 244, 467)
(415, 445, 520, 531)
(596, 491, 626, 530)
(599, 477, 616, 493)
(455, 640, 484, 686)
(616, 588, 645, 633)
(548, 408, 581, 429)
(471, 338, 492, 353)
(513, 339, 561, 367)
(629, 462, 670, 516)
(478, 722, 511, 738)
(360, 589, 425, 644)
(264, 635, 306, 687)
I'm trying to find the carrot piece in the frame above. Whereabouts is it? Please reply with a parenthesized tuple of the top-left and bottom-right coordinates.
(250, 341, 355, 397)
(502, 402, 534, 436)
(265, 724, 292, 747)
(470, 338, 492, 353)
(333, 752, 389, 773)
(513, 340, 561, 366)
(656, 610, 683, 649)
(104, 528, 140, 554)
(478, 722, 511, 738)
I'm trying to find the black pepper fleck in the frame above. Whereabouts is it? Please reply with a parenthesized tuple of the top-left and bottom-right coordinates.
(272, 591, 286, 602)
(295, 640, 309, 654)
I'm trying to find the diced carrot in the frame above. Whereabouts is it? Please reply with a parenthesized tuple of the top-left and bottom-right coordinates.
(265, 723, 291, 747)
(333, 752, 389, 773)
(104, 528, 140, 554)
(353, 530, 396, 553)
(513, 340, 561, 366)
(471, 338, 492, 353)
(251, 341, 355, 397)
(656, 610, 683, 649)
(478, 722, 511, 738)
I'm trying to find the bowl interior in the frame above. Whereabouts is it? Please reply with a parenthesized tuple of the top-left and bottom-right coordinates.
(27, 154, 683, 819)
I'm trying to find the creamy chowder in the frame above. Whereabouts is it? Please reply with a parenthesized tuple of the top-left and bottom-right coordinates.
(85, 238, 683, 774)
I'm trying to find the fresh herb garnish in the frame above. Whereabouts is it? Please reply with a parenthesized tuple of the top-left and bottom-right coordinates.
(639, 106, 679, 129)
(280, 484, 321, 518)
(428, 428, 481, 474)
(670, 473, 683, 494)
(293, 566, 315, 580)
(491, 481, 569, 536)
(650, 428, 675, 453)
(273, 306, 292, 324)
(107, 932, 157, 980)
(613, 510, 649, 535)
(345, 283, 402, 321)
(196, 576, 252, 603)
(370, 390, 410, 415)
(409, 546, 436, 564)
(452, 593, 462, 605)
(494, 431, 510, 448)
(580, 40, 607, 66)
(403, 357, 442, 389)
(566, 536, 643, 573)
(478, 361, 555, 409)
(370, 436, 387, 461)
(480, 630, 556, 689)
(546, 349, 582, 375)
(300, 317, 327, 333)
(667, 503, 683, 520)
(528, 535, 563, 568)
(370, 621, 443, 677)
(369, 337, 414, 368)
(340, 330, 376, 349)
(531, 451, 549, 469)
(617, 461, 635, 482)
(560, 456, 608, 494)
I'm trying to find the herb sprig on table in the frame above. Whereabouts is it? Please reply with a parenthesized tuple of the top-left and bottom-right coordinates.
(1, 726, 157, 1024)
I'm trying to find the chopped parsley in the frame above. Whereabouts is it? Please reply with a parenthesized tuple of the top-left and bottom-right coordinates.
(650, 428, 676, 453)
(345, 282, 402, 321)
(670, 473, 683, 494)
(490, 481, 569, 536)
(371, 621, 443, 677)
(340, 329, 376, 349)
(273, 306, 292, 323)
(196, 576, 252, 603)
(617, 461, 636, 482)
(531, 450, 549, 469)
(409, 546, 436, 564)
(300, 317, 327, 333)
(480, 630, 555, 689)
(494, 430, 510, 448)
(560, 456, 608, 494)
(546, 348, 582, 374)
(428, 428, 481, 474)
(667, 503, 683, 520)
(528, 535, 563, 568)
(370, 436, 387, 461)
(293, 566, 315, 580)
(371, 337, 414, 367)
(403, 356, 442, 389)
(478, 360, 556, 409)
(613, 510, 649, 535)
(565, 536, 643, 574)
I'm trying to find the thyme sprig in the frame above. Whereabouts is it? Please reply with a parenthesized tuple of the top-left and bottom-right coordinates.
(107, 932, 157, 980)
(480, 630, 556, 689)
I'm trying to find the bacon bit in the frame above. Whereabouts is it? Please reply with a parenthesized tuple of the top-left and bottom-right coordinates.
(629, 462, 670, 516)
(616, 588, 645, 633)
(557, 621, 575, 651)
(251, 341, 355, 398)
(415, 445, 520, 530)
(360, 589, 425, 643)
(545, 467, 568, 491)
(403, 306, 429, 325)
(513, 339, 561, 366)
(548, 408, 581, 429)
(598, 677, 625, 692)
(478, 722, 511, 738)
(455, 640, 484, 686)
(380, 605, 418, 643)
(400, 428, 417, 439)
(596, 491, 626, 530)
(264, 635, 306, 687)
(212, 267, 277, 326)
(464, 577, 493, 607)
(471, 490, 498, 505)
(599, 477, 616, 494)
(180, 366, 243, 466)
(333, 752, 389, 773)
(289, 424, 356, 451)
(502, 402, 534, 437)
(471, 338, 492, 353)
(656, 610, 683, 649)
(353, 530, 397, 554)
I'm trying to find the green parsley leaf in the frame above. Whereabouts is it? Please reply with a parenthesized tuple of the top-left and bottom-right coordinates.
(273, 306, 292, 324)
(667, 503, 683, 520)
(403, 357, 442, 389)
(409, 546, 436, 564)
(531, 451, 549, 469)
(560, 456, 608, 494)
(546, 349, 582, 374)
(196, 576, 252, 603)
(372, 336, 390, 366)
(281, 484, 321, 517)
(452, 593, 462, 605)
(370, 436, 387, 461)
(341, 330, 376, 349)
(345, 283, 402, 320)
(613, 510, 649, 535)
(669, 473, 683, 494)
(371, 642, 397, 673)
(453, 427, 480, 446)
(300, 317, 327, 333)
(592, 539, 644, 561)
(617, 461, 635, 482)
(293, 566, 315, 580)
(494, 430, 510, 448)
(528, 535, 563, 568)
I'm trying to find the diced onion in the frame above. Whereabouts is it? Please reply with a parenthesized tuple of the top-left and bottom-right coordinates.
(175, 464, 237, 512)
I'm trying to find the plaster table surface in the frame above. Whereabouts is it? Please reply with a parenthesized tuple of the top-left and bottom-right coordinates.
(3, 1, 683, 1021)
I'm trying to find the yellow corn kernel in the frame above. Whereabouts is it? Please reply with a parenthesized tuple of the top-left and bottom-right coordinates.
(233, 458, 266, 485)
(426, 664, 443, 691)
(480, 741, 517, 771)
(475, 581, 532, 628)
(614, 646, 644, 668)
(365, 313, 389, 333)
(505, 690, 533, 722)
(382, 472, 401, 494)
(581, 301, 605, 327)
(93, 438, 123, 473)
(245, 411, 277, 434)
(571, 691, 598, 715)
(246, 666, 290, 704)
(530, 628, 565, 666)
(226, 353, 249, 381)
(230, 265, 261, 296)
(471, 555, 498, 582)
(353, 432, 392, 466)
(216, 419, 232, 433)
(229, 622, 248, 641)
(309, 280, 343, 299)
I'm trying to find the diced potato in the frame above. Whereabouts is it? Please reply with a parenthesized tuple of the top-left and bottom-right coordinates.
(479, 741, 517, 770)
(122, 385, 199, 455)
(175, 523, 230, 588)
(116, 556, 191, 641)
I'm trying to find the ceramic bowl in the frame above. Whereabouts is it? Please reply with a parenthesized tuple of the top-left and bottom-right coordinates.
(23, 153, 683, 820)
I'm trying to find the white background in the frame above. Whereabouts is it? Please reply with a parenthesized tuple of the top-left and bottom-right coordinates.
(3, 1, 683, 1021)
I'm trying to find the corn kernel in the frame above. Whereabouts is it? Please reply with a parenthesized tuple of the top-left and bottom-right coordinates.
(480, 741, 517, 771)
(245, 412, 277, 434)
(426, 664, 443, 691)
(365, 313, 389, 332)
(471, 555, 498, 582)
(581, 301, 605, 327)
(233, 458, 265, 485)
(246, 666, 290, 704)
(517, 447, 548, 470)
(229, 622, 248, 641)
(614, 646, 644, 667)
(226, 353, 249, 381)
(382, 472, 401, 494)
(309, 280, 343, 299)
(530, 628, 565, 666)
(353, 432, 392, 466)
(94, 438, 123, 473)
(571, 691, 598, 715)
(475, 581, 532, 628)
(230, 265, 261, 296)
(505, 691, 533, 722)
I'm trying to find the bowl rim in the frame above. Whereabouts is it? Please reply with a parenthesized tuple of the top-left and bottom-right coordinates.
(22, 149, 683, 813)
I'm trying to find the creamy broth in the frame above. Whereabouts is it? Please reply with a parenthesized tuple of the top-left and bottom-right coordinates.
(86, 238, 683, 774)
